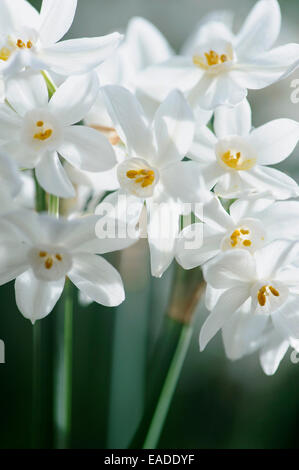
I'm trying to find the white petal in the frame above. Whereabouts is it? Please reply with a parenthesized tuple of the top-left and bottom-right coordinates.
(39, 0, 77, 45)
(235, 0, 281, 58)
(214, 99, 252, 139)
(260, 201, 299, 241)
(147, 196, 180, 277)
(229, 195, 274, 223)
(49, 72, 99, 126)
(0, 104, 23, 143)
(199, 285, 250, 351)
(6, 71, 49, 117)
(272, 296, 299, 341)
(255, 239, 299, 280)
(240, 166, 299, 200)
(15, 270, 64, 323)
(189, 125, 217, 163)
(248, 119, 299, 165)
(0, 241, 28, 284)
(260, 330, 289, 375)
(203, 195, 233, 231)
(101, 85, 154, 160)
(203, 249, 256, 289)
(153, 89, 194, 166)
(69, 253, 125, 307)
(0, 150, 22, 197)
(58, 125, 116, 172)
(0, 0, 40, 34)
(160, 161, 205, 203)
(35, 151, 75, 198)
(39, 33, 123, 75)
(1, 141, 39, 169)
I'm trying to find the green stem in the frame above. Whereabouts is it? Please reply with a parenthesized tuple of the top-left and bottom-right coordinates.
(48, 194, 60, 217)
(63, 279, 74, 448)
(32, 321, 42, 448)
(142, 323, 194, 449)
(41, 70, 57, 98)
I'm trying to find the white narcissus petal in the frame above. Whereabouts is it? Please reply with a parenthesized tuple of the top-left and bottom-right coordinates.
(147, 196, 181, 277)
(1, 141, 39, 169)
(202, 195, 233, 232)
(58, 126, 117, 172)
(214, 99, 252, 139)
(2, 209, 42, 245)
(15, 270, 65, 323)
(39, 33, 123, 76)
(49, 72, 99, 126)
(35, 151, 75, 198)
(0, 241, 29, 285)
(260, 330, 289, 376)
(125, 17, 173, 72)
(0, 104, 23, 143)
(153, 89, 194, 166)
(101, 85, 154, 160)
(0, 151, 22, 197)
(160, 161, 204, 203)
(255, 240, 299, 280)
(260, 201, 299, 241)
(240, 166, 299, 200)
(199, 285, 250, 351)
(5, 71, 49, 117)
(203, 249, 256, 289)
(0, 0, 40, 34)
(248, 119, 299, 165)
(272, 295, 299, 341)
(69, 253, 125, 307)
(235, 0, 281, 58)
(229, 196, 274, 224)
(189, 125, 217, 163)
(39, 0, 78, 45)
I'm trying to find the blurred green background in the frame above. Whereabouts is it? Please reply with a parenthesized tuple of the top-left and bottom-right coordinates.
(1, 0, 299, 449)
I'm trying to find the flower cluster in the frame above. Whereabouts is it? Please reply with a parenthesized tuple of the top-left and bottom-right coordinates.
(0, 0, 299, 375)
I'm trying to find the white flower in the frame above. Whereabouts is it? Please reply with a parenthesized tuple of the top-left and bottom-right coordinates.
(0, 71, 117, 198)
(0, 149, 22, 201)
(177, 195, 299, 269)
(100, 85, 205, 277)
(0, 210, 129, 323)
(0, 0, 122, 78)
(200, 240, 299, 372)
(136, 0, 299, 110)
(190, 99, 299, 199)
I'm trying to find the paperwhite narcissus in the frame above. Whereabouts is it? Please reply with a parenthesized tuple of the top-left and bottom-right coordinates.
(100, 85, 205, 277)
(136, 0, 299, 110)
(0, 0, 122, 78)
(0, 150, 22, 200)
(0, 210, 131, 323)
(200, 240, 299, 365)
(176, 195, 299, 269)
(190, 99, 299, 199)
(0, 71, 117, 198)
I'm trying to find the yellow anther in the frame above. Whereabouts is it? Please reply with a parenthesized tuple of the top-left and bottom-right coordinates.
(0, 46, 11, 61)
(27, 40, 32, 49)
(56, 254, 63, 261)
(45, 257, 53, 270)
(230, 228, 252, 248)
(240, 229, 249, 235)
(221, 150, 256, 171)
(193, 50, 229, 69)
(126, 168, 155, 188)
(17, 39, 25, 48)
(39, 251, 47, 258)
(34, 129, 53, 141)
(220, 54, 228, 63)
(36, 121, 44, 127)
(257, 285, 280, 306)
(243, 240, 251, 247)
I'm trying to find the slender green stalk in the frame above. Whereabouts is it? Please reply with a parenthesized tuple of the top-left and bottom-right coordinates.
(48, 194, 60, 217)
(63, 279, 74, 448)
(42, 70, 57, 97)
(32, 320, 42, 448)
(143, 323, 194, 449)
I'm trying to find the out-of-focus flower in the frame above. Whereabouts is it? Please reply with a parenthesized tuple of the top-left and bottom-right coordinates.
(200, 240, 299, 372)
(0, 150, 22, 203)
(0, 71, 117, 197)
(0, 0, 122, 78)
(176, 195, 299, 269)
(136, 0, 299, 110)
(0, 210, 129, 323)
(190, 99, 299, 199)
(100, 85, 205, 277)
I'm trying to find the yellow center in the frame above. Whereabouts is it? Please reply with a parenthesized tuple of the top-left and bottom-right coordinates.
(257, 285, 280, 307)
(39, 251, 63, 270)
(230, 228, 251, 248)
(0, 39, 33, 61)
(221, 150, 256, 171)
(34, 121, 53, 141)
(193, 50, 228, 69)
(126, 168, 155, 188)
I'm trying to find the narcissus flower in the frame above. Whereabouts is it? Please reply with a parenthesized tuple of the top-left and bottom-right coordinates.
(200, 240, 299, 371)
(190, 99, 299, 199)
(177, 195, 299, 269)
(0, 210, 129, 322)
(100, 85, 205, 277)
(0, 72, 117, 197)
(136, 0, 299, 110)
(0, 150, 22, 202)
(0, 0, 122, 78)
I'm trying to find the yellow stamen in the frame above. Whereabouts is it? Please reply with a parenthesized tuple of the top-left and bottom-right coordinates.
(34, 129, 53, 141)
(257, 285, 280, 306)
(243, 240, 251, 247)
(45, 257, 53, 270)
(56, 254, 63, 261)
(27, 40, 32, 49)
(240, 229, 249, 235)
(269, 286, 279, 297)
(193, 50, 229, 69)
(17, 39, 25, 48)
(221, 150, 256, 171)
(126, 168, 155, 188)
(39, 251, 47, 258)
(36, 121, 44, 127)
(0, 46, 11, 61)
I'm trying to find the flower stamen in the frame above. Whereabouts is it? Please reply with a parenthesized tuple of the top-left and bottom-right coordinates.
(221, 150, 256, 171)
(257, 285, 280, 306)
(126, 168, 155, 188)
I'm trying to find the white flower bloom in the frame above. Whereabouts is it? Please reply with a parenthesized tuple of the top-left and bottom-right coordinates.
(0, 210, 130, 323)
(0, 71, 117, 198)
(136, 0, 299, 110)
(0, 0, 122, 78)
(190, 99, 299, 199)
(177, 195, 299, 269)
(100, 85, 206, 277)
(0, 149, 22, 200)
(200, 240, 299, 372)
